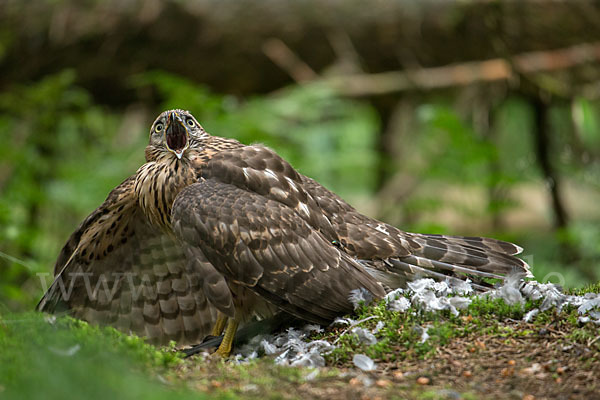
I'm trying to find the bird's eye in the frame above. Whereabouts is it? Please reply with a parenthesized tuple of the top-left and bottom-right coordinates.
(186, 119, 195, 127)
(155, 123, 164, 133)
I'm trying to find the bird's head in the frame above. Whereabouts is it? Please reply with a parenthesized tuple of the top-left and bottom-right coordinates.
(146, 109, 207, 161)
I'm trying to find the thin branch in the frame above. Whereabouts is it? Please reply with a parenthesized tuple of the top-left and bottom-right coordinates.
(262, 38, 318, 83)
(308, 42, 600, 96)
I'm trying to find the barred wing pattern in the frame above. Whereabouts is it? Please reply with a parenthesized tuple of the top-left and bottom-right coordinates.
(171, 144, 529, 327)
(172, 179, 386, 325)
(301, 175, 531, 290)
(37, 177, 217, 345)
(38, 109, 531, 351)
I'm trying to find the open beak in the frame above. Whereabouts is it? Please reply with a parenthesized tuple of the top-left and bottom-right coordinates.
(165, 111, 190, 159)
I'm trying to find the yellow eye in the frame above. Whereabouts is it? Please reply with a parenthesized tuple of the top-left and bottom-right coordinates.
(155, 123, 164, 133)
(186, 119, 195, 127)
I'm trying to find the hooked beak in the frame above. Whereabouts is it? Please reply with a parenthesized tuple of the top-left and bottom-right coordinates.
(165, 111, 190, 159)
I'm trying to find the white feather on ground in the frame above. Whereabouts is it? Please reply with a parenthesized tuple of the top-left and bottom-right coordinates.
(232, 277, 600, 368)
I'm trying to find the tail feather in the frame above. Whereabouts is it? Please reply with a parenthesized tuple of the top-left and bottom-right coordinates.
(400, 255, 506, 280)
(414, 233, 524, 256)
(411, 239, 505, 268)
(407, 234, 530, 274)
(386, 258, 491, 291)
(369, 233, 532, 291)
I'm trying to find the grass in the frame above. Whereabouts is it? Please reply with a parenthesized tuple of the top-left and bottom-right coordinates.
(1, 285, 599, 400)
(568, 281, 600, 295)
(0, 312, 209, 400)
(317, 294, 542, 365)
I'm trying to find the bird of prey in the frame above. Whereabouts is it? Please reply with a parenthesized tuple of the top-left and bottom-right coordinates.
(38, 109, 531, 356)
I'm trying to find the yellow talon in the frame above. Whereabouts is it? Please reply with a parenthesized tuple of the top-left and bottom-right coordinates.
(211, 313, 228, 337)
(214, 319, 239, 358)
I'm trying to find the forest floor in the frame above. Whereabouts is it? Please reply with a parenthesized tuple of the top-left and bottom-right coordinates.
(179, 318, 599, 400)
(1, 282, 599, 400)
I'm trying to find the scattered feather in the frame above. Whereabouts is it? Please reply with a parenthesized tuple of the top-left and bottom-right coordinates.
(521, 281, 549, 301)
(332, 317, 354, 326)
(523, 309, 539, 323)
(578, 316, 591, 324)
(432, 281, 451, 296)
(348, 288, 374, 309)
(494, 273, 524, 305)
(387, 297, 411, 312)
(233, 278, 600, 369)
(303, 324, 323, 334)
(353, 354, 376, 371)
(539, 286, 567, 311)
(414, 325, 430, 343)
(449, 296, 472, 310)
(48, 344, 80, 357)
(407, 279, 436, 293)
(449, 278, 473, 295)
(384, 288, 404, 302)
(290, 350, 325, 368)
(578, 296, 600, 314)
(373, 321, 385, 334)
(351, 327, 377, 345)
(261, 339, 278, 355)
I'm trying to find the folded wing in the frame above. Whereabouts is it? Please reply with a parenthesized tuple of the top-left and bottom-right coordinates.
(172, 179, 386, 325)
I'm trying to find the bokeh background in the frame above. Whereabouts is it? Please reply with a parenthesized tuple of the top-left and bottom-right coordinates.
(2, 0, 600, 311)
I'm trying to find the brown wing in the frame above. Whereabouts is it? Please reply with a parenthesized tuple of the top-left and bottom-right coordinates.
(37, 176, 217, 345)
(300, 175, 531, 289)
(171, 179, 386, 325)
(299, 175, 412, 260)
(193, 143, 529, 297)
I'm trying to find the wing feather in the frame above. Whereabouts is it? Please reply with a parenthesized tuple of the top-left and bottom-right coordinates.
(37, 176, 217, 345)
(172, 180, 386, 325)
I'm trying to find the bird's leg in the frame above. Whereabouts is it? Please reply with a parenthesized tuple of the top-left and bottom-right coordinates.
(214, 319, 239, 358)
(211, 312, 228, 336)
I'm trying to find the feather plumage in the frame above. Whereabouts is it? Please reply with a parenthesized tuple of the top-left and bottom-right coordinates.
(38, 109, 530, 349)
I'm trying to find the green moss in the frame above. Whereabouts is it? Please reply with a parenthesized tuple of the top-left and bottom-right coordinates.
(0, 312, 210, 400)
(2, 283, 599, 399)
(568, 281, 600, 295)
(319, 284, 600, 366)
(467, 296, 530, 319)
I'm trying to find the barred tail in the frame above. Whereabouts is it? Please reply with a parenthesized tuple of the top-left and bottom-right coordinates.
(368, 233, 531, 292)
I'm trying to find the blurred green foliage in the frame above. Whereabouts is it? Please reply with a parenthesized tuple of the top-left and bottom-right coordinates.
(0, 70, 379, 310)
(132, 70, 379, 196)
(404, 97, 600, 285)
(0, 69, 599, 312)
(0, 71, 145, 310)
